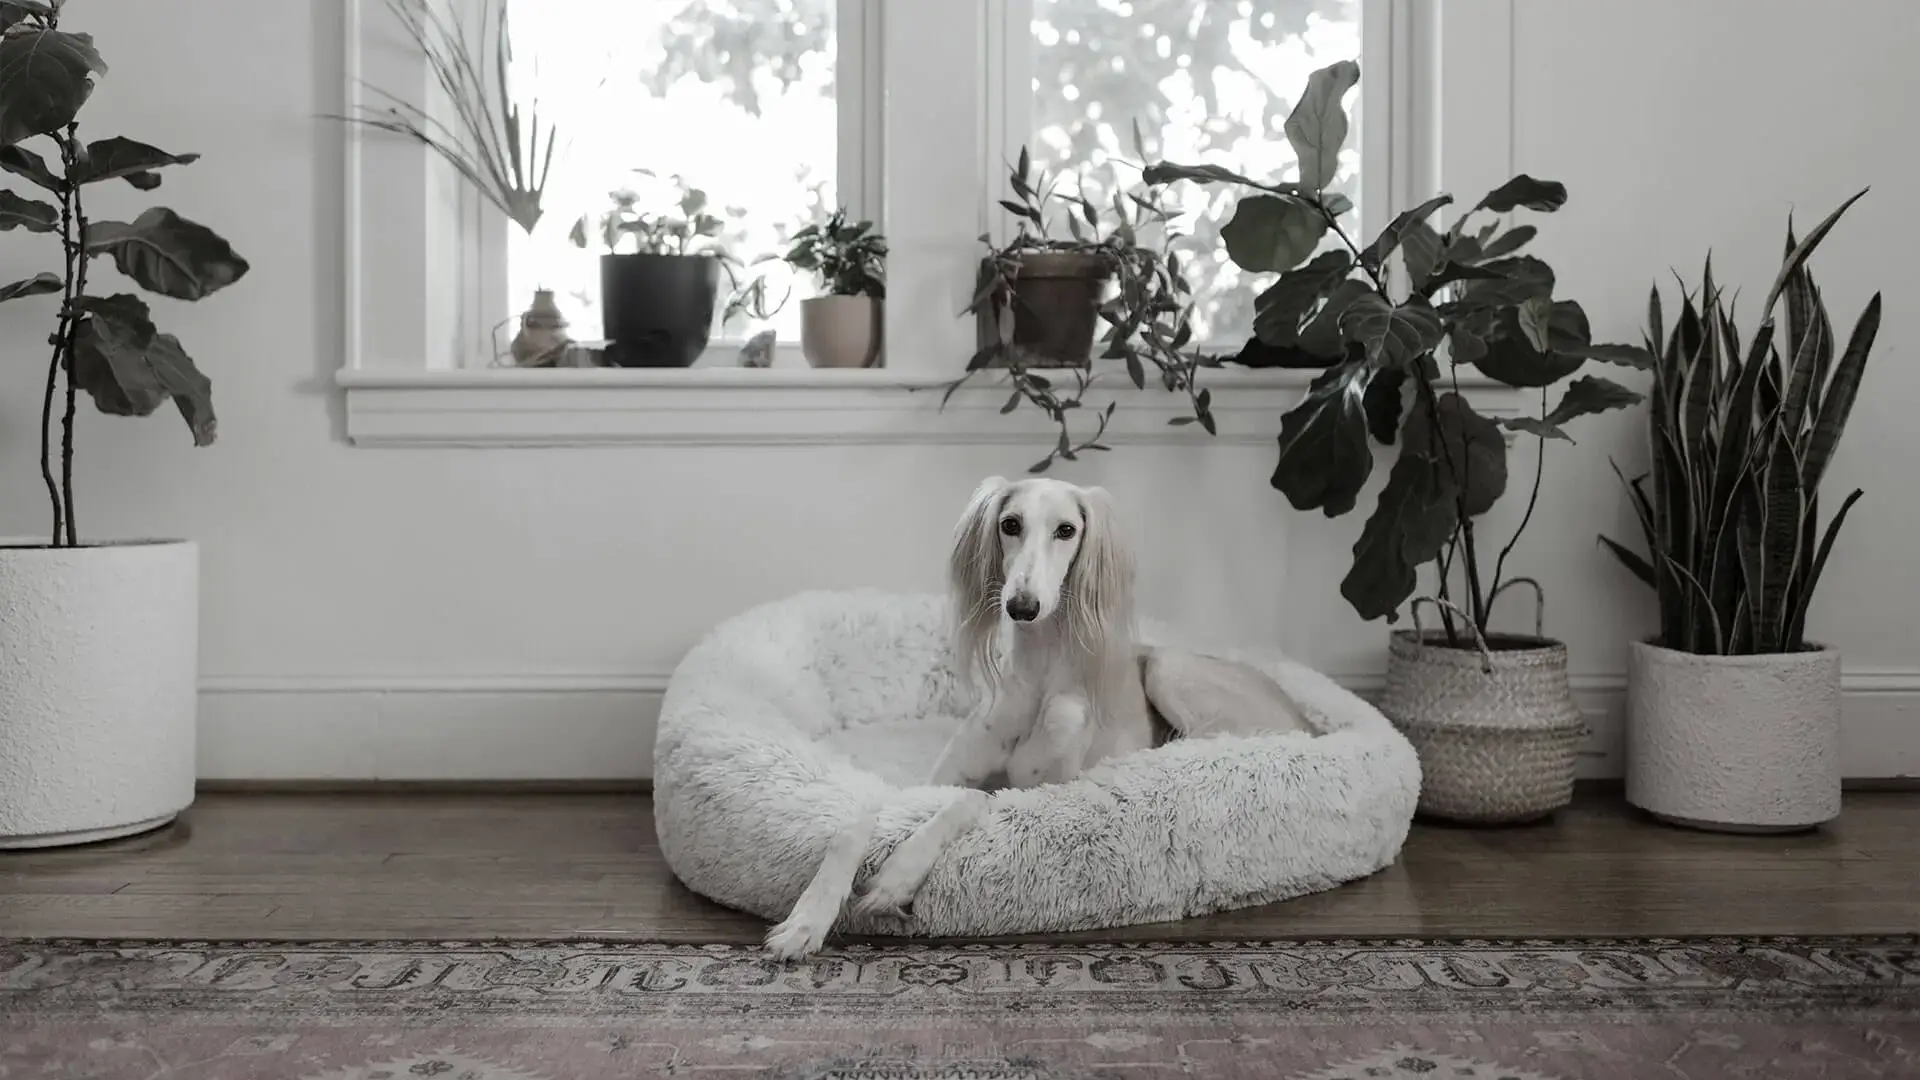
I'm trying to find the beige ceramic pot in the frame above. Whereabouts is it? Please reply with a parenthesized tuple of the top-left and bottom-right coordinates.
(800, 295, 882, 368)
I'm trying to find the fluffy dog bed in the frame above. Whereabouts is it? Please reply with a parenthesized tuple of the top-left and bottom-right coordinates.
(653, 589, 1421, 938)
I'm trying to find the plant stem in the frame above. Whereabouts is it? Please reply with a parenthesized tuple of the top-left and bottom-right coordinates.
(43, 131, 80, 546)
(58, 124, 87, 548)
(1490, 386, 1549, 611)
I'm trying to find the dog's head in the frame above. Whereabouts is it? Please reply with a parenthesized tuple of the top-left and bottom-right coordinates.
(949, 476, 1135, 674)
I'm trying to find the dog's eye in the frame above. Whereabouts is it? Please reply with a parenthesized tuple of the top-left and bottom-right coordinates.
(999, 517, 1022, 537)
(1054, 523, 1077, 541)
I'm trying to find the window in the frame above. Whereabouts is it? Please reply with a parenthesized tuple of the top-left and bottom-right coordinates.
(502, 0, 849, 351)
(1023, 0, 1363, 347)
(344, 0, 1463, 446)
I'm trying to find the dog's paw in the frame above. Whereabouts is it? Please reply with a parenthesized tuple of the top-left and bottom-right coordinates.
(763, 915, 829, 961)
(850, 887, 913, 923)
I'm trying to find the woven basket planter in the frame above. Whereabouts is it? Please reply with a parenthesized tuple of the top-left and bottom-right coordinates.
(1377, 591, 1586, 825)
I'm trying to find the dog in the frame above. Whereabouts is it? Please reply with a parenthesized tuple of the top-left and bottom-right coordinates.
(763, 476, 1314, 959)
(763, 476, 1159, 960)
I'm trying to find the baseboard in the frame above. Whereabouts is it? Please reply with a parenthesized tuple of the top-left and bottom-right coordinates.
(196, 670, 1920, 782)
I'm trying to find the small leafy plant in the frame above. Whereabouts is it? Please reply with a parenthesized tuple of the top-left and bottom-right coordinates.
(785, 207, 885, 299)
(1, 3, 251, 547)
(951, 141, 1212, 474)
(1600, 192, 1877, 656)
(568, 175, 735, 257)
(1145, 60, 1651, 640)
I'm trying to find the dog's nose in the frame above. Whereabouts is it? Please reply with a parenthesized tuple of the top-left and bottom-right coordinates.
(1005, 595, 1041, 622)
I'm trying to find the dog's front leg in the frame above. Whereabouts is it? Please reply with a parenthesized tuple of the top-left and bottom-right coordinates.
(1007, 694, 1093, 788)
(926, 691, 1028, 788)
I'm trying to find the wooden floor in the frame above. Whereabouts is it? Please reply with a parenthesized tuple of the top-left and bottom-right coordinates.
(1, 791, 1916, 942)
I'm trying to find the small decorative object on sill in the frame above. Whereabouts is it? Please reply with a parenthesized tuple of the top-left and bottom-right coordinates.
(1601, 191, 1877, 834)
(945, 139, 1213, 474)
(735, 329, 777, 368)
(572, 176, 739, 368)
(509, 289, 571, 367)
(1380, 590, 1585, 825)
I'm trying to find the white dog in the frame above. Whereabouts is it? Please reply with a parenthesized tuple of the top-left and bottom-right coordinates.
(763, 476, 1158, 959)
(763, 475, 1314, 959)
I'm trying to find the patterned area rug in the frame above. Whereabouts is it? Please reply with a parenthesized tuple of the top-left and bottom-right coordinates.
(4, 937, 1919, 1078)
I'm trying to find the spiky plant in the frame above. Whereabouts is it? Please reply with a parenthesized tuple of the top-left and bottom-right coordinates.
(343, 0, 556, 236)
(1600, 191, 1879, 656)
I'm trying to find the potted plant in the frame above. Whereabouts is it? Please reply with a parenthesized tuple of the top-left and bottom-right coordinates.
(0, 7, 250, 847)
(570, 176, 738, 368)
(1600, 192, 1876, 834)
(1146, 60, 1652, 824)
(787, 208, 886, 368)
(949, 142, 1215, 474)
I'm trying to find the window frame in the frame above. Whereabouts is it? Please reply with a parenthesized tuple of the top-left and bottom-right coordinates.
(338, 0, 1521, 447)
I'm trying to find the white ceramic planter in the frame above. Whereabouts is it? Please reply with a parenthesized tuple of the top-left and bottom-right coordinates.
(0, 539, 198, 848)
(800, 295, 882, 368)
(1625, 639, 1841, 833)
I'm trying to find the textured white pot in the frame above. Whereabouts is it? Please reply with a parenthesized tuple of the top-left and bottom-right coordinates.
(799, 295, 882, 368)
(1625, 639, 1841, 833)
(0, 539, 198, 848)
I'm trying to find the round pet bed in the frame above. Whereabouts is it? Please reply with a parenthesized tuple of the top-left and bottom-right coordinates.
(653, 589, 1421, 938)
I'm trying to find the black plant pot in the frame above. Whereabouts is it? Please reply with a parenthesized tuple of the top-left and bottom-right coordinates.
(599, 253, 721, 368)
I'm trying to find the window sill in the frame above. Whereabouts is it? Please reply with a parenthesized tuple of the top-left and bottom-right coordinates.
(335, 366, 1525, 449)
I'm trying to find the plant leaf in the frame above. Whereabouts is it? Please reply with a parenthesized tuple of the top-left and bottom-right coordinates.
(1140, 160, 1298, 195)
(1271, 359, 1374, 516)
(1785, 487, 1863, 649)
(1802, 293, 1880, 493)
(0, 2, 56, 33)
(69, 136, 200, 187)
(1469, 302, 1590, 388)
(1503, 416, 1573, 442)
(1476, 224, 1538, 261)
(0, 143, 59, 190)
(1599, 534, 1658, 588)
(0, 188, 56, 232)
(1363, 366, 1406, 445)
(1251, 249, 1352, 346)
(1340, 293, 1444, 370)
(1455, 255, 1556, 308)
(1406, 391, 1507, 516)
(1282, 59, 1360, 191)
(1340, 449, 1458, 622)
(1560, 342, 1654, 369)
(1473, 175, 1569, 214)
(1759, 189, 1867, 325)
(1359, 194, 1451, 271)
(1220, 194, 1328, 273)
(85, 207, 251, 300)
(0, 29, 106, 147)
(1543, 374, 1644, 427)
(0, 270, 60, 302)
(1400, 221, 1445, 291)
(145, 331, 217, 445)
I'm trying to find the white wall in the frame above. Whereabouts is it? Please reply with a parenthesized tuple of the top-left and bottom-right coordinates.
(1, 0, 1915, 780)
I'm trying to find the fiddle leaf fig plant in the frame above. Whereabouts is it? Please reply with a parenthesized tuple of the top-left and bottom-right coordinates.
(1144, 60, 1651, 640)
(1, 4, 251, 547)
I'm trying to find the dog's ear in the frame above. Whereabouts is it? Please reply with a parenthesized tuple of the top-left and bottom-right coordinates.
(1066, 485, 1136, 653)
(950, 476, 1010, 681)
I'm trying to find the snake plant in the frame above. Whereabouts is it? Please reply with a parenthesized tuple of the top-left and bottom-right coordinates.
(1601, 191, 1879, 656)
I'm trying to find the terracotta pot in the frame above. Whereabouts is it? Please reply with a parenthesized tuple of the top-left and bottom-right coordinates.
(800, 295, 882, 368)
(1626, 639, 1841, 833)
(975, 252, 1112, 369)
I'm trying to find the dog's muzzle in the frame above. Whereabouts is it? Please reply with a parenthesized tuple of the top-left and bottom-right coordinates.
(1004, 595, 1041, 622)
